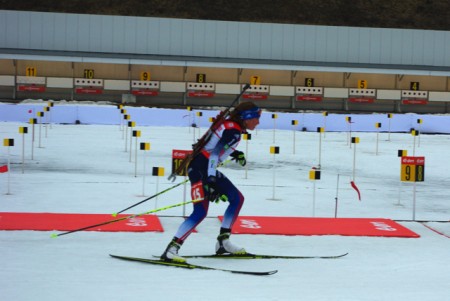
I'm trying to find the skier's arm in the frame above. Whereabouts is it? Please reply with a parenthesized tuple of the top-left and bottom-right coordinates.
(207, 129, 240, 177)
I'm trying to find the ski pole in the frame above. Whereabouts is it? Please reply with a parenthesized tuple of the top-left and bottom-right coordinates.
(113, 179, 189, 216)
(50, 198, 203, 238)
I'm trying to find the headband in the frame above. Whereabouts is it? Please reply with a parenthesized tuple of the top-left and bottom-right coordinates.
(239, 106, 261, 120)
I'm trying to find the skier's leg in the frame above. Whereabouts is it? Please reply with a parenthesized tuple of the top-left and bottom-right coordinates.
(214, 174, 246, 254)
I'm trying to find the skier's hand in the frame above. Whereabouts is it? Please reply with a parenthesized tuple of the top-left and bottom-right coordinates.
(213, 194, 228, 204)
(205, 176, 219, 202)
(230, 150, 246, 166)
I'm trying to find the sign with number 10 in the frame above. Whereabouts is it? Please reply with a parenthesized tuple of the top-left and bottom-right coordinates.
(172, 150, 193, 176)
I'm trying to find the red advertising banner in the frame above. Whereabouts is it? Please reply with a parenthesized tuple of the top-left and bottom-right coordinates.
(401, 156, 425, 165)
(243, 93, 268, 100)
(402, 99, 428, 105)
(0, 212, 163, 232)
(218, 216, 419, 237)
(75, 88, 103, 94)
(187, 91, 215, 97)
(17, 85, 46, 92)
(348, 97, 375, 103)
(296, 95, 322, 102)
(131, 90, 159, 96)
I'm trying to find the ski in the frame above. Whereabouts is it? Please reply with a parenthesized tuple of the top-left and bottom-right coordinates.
(181, 252, 348, 259)
(109, 254, 277, 276)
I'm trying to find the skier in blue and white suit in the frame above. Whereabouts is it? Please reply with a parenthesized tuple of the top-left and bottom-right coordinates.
(161, 101, 261, 262)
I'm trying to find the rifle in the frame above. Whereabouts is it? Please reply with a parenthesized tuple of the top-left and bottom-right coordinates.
(168, 83, 251, 182)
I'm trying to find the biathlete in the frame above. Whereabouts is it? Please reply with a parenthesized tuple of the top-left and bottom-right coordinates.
(161, 101, 261, 262)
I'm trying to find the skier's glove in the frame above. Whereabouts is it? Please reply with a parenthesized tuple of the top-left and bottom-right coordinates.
(205, 176, 220, 202)
(230, 150, 246, 166)
(213, 194, 228, 204)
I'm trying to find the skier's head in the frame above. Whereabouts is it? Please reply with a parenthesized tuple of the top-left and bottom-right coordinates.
(231, 101, 261, 130)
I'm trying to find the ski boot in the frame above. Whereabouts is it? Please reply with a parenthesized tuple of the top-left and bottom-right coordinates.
(161, 240, 186, 263)
(215, 232, 246, 255)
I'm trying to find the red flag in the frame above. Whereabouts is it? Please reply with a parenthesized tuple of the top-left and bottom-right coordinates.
(350, 181, 361, 201)
(28, 109, 33, 113)
(0, 165, 8, 173)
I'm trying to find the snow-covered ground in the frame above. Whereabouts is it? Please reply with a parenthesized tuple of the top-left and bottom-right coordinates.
(0, 104, 449, 301)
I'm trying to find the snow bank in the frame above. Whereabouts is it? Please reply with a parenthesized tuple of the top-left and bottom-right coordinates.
(1, 100, 450, 133)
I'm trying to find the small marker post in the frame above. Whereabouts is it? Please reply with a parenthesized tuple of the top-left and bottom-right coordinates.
(375, 122, 382, 155)
(272, 113, 277, 143)
(387, 113, 393, 141)
(346, 116, 352, 148)
(133, 130, 141, 176)
(128, 121, 135, 157)
(29, 118, 37, 160)
(334, 174, 340, 218)
(3, 138, 14, 195)
(243, 133, 251, 179)
(322, 111, 328, 138)
(196, 111, 203, 139)
(317, 127, 324, 169)
(140, 142, 151, 196)
(19, 126, 28, 173)
(416, 119, 423, 147)
(350, 137, 361, 201)
(152, 167, 165, 209)
(411, 129, 419, 156)
(44, 106, 50, 138)
(120, 108, 127, 134)
(37, 111, 44, 148)
(291, 120, 298, 154)
(123, 114, 130, 148)
(117, 105, 123, 131)
(47, 101, 54, 129)
(309, 168, 321, 217)
(268, 146, 280, 200)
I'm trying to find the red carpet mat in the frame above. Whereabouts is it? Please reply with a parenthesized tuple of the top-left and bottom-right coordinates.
(218, 216, 419, 238)
(0, 212, 163, 232)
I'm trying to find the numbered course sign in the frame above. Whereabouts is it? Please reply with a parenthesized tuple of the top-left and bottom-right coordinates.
(250, 76, 261, 85)
(83, 69, 94, 79)
(172, 150, 192, 177)
(196, 73, 206, 83)
(410, 82, 420, 91)
(305, 78, 314, 87)
(140, 71, 151, 81)
(401, 156, 425, 182)
(358, 80, 368, 89)
(26, 67, 37, 77)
